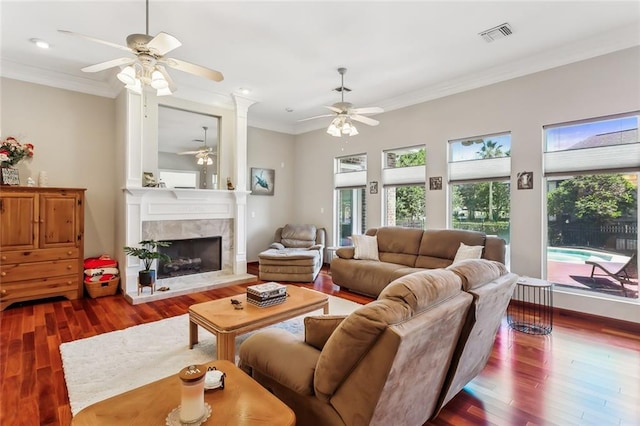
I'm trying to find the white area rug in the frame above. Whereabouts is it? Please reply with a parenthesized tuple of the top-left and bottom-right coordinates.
(60, 295, 360, 415)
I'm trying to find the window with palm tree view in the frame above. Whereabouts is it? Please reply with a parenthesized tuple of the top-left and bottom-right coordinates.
(449, 134, 511, 258)
(335, 154, 367, 246)
(383, 146, 426, 229)
(544, 113, 638, 299)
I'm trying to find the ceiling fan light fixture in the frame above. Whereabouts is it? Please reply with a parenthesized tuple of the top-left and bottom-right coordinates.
(125, 78, 142, 94)
(206, 156, 213, 165)
(150, 69, 168, 89)
(197, 157, 205, 165)
(156, 86, 172, 96)
(117, 65, 137, 85)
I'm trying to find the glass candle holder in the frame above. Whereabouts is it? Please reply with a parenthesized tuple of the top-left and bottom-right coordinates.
(178, 364, 206, 423)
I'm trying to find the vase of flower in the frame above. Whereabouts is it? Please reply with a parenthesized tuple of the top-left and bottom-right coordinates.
(0, 136, 35, 185)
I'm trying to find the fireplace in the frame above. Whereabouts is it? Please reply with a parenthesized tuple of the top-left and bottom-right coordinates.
(158, 236, 222, 279)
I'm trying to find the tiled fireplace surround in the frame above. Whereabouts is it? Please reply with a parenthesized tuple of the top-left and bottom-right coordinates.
(123, 188, 255, 304)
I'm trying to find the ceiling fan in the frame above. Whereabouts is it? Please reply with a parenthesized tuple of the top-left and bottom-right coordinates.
(299, 67, 384, 136)
(177, 126, 216, 165)
(58, 0, 223, 95)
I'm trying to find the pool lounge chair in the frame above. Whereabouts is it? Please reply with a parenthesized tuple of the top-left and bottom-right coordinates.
(586, 253, 638, 296)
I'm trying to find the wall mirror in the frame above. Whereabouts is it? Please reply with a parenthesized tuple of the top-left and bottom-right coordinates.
(158, 105, 220, 189)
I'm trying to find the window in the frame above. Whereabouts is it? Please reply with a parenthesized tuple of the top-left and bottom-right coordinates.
(335, 154, 367, 246)
(544, 112, 639, 299)
(382, 146, 426, 228)
(449, 133, 512, 247)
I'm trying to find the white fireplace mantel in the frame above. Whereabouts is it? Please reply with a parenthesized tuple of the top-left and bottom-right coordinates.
(122, 187, 252, 302)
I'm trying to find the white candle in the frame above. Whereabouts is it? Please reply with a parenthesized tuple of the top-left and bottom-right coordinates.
(179, 364, 206, 423)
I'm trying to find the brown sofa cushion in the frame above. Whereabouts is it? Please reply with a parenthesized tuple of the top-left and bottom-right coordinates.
(446, 259, 508, 291)
(280, 224, 317, 248)
(371, 226, 424, 267)
(415, 229, 486, 268)
(304, 315, 347, 350)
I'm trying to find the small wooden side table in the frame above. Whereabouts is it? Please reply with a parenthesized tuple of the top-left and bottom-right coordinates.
(508, 277, 553, 335)
(72, 360, 295, 425)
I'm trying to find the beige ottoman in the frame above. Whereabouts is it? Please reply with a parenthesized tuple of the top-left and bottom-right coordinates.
(258, 248, 322, 282)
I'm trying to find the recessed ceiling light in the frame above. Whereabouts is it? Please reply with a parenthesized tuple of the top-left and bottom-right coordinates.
(239, 87, 252, 95)
(30, 38, 50, 49)
(285, 107, 294, 113)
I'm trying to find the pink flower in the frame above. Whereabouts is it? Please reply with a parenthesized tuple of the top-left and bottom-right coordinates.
(0, 136, 35, 167)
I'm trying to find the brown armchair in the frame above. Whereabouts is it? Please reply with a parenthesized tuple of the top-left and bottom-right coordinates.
(258, 224, 326, 282)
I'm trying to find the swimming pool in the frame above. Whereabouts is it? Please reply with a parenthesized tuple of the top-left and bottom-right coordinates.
(547, 247, 630, 263)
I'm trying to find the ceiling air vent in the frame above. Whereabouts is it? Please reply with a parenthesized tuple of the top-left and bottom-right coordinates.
(479, 23, 513, 43)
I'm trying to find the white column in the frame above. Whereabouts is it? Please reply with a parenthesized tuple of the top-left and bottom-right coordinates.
(231, 94, 256, 275)
(231, 94, 256, 191)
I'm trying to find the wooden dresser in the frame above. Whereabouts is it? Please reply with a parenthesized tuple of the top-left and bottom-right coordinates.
(0, 187, 85, 311)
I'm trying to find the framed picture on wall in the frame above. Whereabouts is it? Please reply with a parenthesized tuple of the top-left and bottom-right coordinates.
(517, 171, 533, 190)
(250, 167, 275, 195)
(429, 176, 443, 190)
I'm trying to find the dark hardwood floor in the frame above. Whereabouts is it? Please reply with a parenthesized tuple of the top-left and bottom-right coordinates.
(1, 263, 639, 425)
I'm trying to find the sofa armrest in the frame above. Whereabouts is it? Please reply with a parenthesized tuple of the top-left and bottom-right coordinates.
(307, 244, 323, 251)
(304, 315, 347, 350)
(336, 247, 355, 259)
(238, 329, 321, 396)
(270, 242, 285, 250)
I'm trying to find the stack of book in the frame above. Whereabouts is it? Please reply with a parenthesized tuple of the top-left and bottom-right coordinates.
(246, 282, 287, 307)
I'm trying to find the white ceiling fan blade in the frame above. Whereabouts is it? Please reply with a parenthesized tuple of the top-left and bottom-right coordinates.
(177, 150, 200, 155)
(162, 58, 223, 82)
(81, 57, 135, 73)
(351, 114, 380, 126)
(298, 114, 335, 122)
(351, 106, 384, 115)
(58, 30, 133, 53)
(147, 32, 182, 56)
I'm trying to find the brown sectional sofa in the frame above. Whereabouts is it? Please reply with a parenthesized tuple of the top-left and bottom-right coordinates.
(239, 259, 518, 425)
(331, 226, 506, 297)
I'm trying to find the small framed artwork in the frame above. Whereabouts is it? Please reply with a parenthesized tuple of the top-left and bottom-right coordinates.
(1, 168, 20, 186)
(250, 167, 275, 195)
(517, 171, 533, 190)
(429, 176, 443, 190)
(369, 181, 378, 194)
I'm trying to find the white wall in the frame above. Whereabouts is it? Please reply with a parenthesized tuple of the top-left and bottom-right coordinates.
(246, 127, 296, 261)
(293, 47, 640, 323)
(1, 78, 117, 258)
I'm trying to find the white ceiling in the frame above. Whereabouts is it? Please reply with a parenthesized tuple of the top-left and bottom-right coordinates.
(1, 1, 639, 136)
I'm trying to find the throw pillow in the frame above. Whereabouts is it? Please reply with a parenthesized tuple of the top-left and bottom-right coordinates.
(453, 242, 483, 263)
(304, 315, 347, 350)
(352, 234, 380, 261)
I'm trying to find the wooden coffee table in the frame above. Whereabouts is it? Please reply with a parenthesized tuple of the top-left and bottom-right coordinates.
(71, 360, 295, 425)
(189, 285, 329, 362)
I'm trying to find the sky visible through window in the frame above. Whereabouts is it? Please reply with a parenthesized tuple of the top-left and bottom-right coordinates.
(545, 115, 638, 152)
(450, 133, 511, 162)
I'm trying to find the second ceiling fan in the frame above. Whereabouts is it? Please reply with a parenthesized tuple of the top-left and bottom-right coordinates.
(178, 126, 216, 165)
(300, 68, 384, 136)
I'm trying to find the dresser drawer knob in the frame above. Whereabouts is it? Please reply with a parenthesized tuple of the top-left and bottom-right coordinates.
(67, 251, 73, 255)
(1, 272, 6, 277)
(67, 265, 72, 270)
(1, 256, 6, 261)
(1, 289, 6, 295)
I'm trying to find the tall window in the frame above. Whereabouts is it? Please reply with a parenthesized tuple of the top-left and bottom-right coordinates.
(449, 133, 511, 246)
(544, 112, 639, 300)
(382, 146, 426, 228)
(335, 154, 367, 246)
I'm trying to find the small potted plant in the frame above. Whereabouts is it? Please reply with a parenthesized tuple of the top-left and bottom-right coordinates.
(123, 240, 171, 285)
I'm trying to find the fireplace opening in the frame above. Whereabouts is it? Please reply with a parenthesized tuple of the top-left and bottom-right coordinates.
(157, 236, 222, 279)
